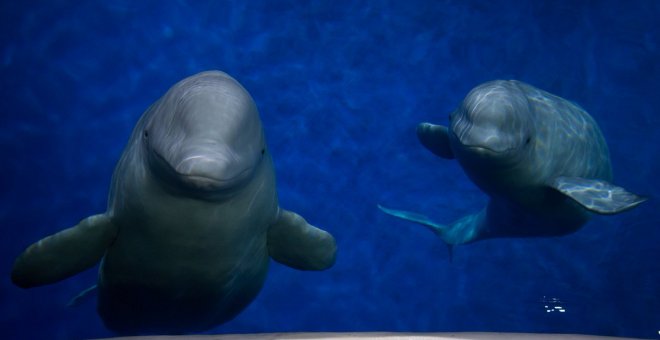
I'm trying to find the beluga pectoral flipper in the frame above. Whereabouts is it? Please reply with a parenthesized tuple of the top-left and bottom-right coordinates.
(380, 80, 646, 250)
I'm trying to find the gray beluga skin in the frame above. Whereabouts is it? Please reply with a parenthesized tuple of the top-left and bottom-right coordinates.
(380, 80, 646, 247)
(11, 70, 337, 335)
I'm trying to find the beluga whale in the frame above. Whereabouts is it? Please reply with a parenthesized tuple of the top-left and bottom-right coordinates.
(11, 70, 337, 335)
(379, 80, 646, 251)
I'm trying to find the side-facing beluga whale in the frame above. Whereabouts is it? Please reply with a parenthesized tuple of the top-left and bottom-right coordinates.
(12, 71, 337, 335)
(379, 80, 646, 254)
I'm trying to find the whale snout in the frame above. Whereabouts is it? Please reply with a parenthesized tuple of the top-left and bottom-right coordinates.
(449, 126, 524, 170)
(451, 123, 518, 155)
(148, 143, 259, 195)
(173, 153, 255, 191)
(458, 132, 513, 154)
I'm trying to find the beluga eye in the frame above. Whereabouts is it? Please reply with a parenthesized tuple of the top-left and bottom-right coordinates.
(143, 130, 149, 139)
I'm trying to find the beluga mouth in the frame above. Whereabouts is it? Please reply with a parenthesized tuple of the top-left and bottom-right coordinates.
(463, 144, 512, 156)
(450, 125, 518, 158)
(173, 153, 255, 192)
(146, 138, 261, 198)
(458, 132, 517, 155)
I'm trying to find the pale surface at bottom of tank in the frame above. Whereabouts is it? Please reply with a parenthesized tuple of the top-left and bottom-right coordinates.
(95, 332, 645, 340)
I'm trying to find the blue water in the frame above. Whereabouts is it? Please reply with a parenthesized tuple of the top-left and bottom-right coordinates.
(1, 1, 659, 339)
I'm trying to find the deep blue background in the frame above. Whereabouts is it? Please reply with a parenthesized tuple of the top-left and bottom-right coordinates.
(1, 1, 659, 339)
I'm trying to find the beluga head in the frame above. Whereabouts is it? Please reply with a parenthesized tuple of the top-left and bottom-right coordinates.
(142, 71, 265, 197)
(449, 80, 535, 168)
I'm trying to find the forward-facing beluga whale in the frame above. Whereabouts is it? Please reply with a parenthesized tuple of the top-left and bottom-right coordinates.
(379, 80, 646, 252)
(11, 71, 337, 335)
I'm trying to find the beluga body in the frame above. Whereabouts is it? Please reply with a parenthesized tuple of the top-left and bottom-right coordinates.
(380, 80, 645, 249)
(12, 71, 337, 335)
